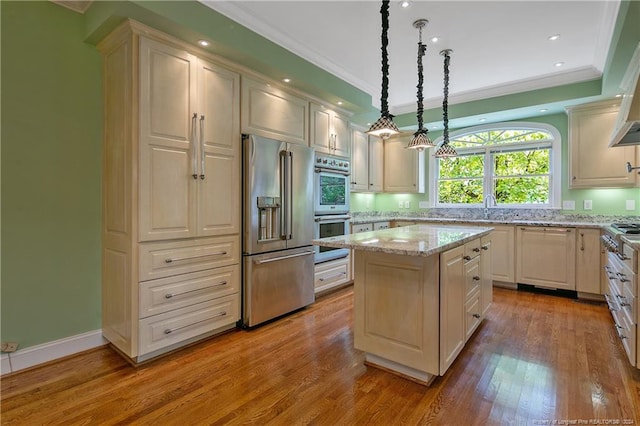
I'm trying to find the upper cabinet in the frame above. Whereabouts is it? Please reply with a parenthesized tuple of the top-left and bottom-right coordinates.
(568, 101, 637, 188)
(350, 127, 383, 192)
(139, 37, 241, 242)
(383, 134, 425, 193)
(241, 76, 308, 146)
(310, 102, 351, 157)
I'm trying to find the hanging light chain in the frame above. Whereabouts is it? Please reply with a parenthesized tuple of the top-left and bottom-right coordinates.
(415, 21, 427, 132)
(380, 0, 391, 117)
(441, 49, 452, 144)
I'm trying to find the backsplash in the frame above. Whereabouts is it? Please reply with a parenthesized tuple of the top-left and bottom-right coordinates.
(351, 208, 640, 224)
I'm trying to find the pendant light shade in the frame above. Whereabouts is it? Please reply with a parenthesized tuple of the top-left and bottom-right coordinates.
(434, 49, 458, 158)
(367, 0, 399, 140)
(407, 19, 434, 152)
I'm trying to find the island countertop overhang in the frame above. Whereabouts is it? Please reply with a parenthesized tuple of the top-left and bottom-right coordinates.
(312, 224, 494, 257)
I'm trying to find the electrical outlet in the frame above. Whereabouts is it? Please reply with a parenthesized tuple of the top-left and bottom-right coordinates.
(583, 200, 592, 210)
(562, 200, 575, 210)
(404, 201, 410, 209)
(1, 342, 18, 353)
(626, 200, 636, 210)
(398, 201, 404, 209)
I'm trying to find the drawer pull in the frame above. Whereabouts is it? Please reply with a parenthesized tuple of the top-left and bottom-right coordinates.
(463, 255, 472, 261)
(472, 276, 481, 281)
(254, 251, 313, 265)
(604, 294, 618, 311)
(472, 313, 481, 319)
(163, 311, 227, 334)
(319, 271, 346, 282)
(472, 247, 480, 253)
(165, 251, 227, 264)
(164, 281, 228, 299)
(481, 245, 489, 250)
(620, 302, 631, 308)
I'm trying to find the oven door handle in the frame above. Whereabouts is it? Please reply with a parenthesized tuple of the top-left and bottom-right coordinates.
(314, 167, 350, 176)
(315, 215, 351, 222)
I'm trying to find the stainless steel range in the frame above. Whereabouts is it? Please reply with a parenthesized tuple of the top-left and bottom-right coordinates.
(601, 222, 640, 254)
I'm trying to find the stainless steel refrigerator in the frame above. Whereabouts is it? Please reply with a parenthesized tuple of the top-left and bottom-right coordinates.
(242, 134, 315, 327)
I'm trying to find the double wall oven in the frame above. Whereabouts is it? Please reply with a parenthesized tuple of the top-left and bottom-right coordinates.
(314, 153, 350, 263)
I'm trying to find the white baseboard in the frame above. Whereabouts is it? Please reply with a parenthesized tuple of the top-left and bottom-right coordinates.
(1, 354, 11, 376)
(1, 330, 107, 375)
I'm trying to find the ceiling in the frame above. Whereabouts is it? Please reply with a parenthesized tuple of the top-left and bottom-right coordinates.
(203, 0, 620, 118)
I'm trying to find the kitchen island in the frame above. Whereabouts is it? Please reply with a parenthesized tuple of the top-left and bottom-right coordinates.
(313, 224, 493, 385)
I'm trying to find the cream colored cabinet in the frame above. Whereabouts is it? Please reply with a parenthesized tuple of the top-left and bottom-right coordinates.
(440, 245, 465, 374)
(568, 101, 637, 188)
(480, 235, 493, 315)
(516, 227, 576, 290)
(383, 135, 425, 193)
(373, 221, 390, 230)
(310, 102, 351, 157)
(314, 254, 351, 295)
(351, 127, 369, 192)
(576, 228, 603, 295)
(351, 128, 383, 192)
(241, 76, 308, 146)
(98, 23, 241, 363)
(369, 137, 384, 192)
(489, 225, 516, 284)
(139, 37, 240, 242)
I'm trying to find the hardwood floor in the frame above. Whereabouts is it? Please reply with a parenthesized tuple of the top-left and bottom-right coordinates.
(2, 286, 639, 425)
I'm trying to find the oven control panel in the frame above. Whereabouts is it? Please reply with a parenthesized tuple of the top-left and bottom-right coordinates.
(315, 154, 350, 173)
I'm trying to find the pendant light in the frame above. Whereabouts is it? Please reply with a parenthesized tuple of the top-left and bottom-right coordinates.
(367, 0, 399, 140)
(434, 49, 458, 158)
(406, 19, 434, 151)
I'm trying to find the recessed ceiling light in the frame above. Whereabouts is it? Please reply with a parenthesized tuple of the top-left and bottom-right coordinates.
(400, 1, 410, 8)
(282, 78, 291, 83)
(197, 40, 209, 47)
(337, 101, 343, 105)
(548, 34, 560, 41)
(540, 108, 548, 112)
(554, 62, 564, 67)
(479, 118, 487, 122)
(431, 36, 440, 43)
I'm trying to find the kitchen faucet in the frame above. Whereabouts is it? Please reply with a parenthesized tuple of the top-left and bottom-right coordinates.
(483, 194, 497, 219)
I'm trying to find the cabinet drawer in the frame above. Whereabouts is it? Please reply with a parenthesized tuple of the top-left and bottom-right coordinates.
(613, 306, 636, 366)
(464, 256, 481, 299)
(464, 291, 482, 341)
(140, 265, 240, 318)
(314, 257, 350, 293)
(138, 294, 239, 357)
(464, 239, 482, 260)
(139, 236, 239, 281)
(373, 221, 390, 230)
(352, 223, 372, 233)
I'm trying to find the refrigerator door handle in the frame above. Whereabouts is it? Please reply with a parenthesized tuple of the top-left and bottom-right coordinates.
(253, 250, 314, 265)
(279, 150, 289, 240)
(285, 150, 293, 240)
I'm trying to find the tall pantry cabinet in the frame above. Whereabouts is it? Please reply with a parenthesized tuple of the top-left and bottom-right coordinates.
(98, 21, 241, 363)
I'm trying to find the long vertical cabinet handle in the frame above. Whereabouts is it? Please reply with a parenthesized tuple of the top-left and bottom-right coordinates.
(199, 115, 205, 180)
(191, 113, 198, 179)
(279, 151, 288, 240)
(580, 232, 585, 251)
(286, 151, 293, 240)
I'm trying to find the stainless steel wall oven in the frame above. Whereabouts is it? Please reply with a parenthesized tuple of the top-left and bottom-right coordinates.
(314, 214, 350, 263)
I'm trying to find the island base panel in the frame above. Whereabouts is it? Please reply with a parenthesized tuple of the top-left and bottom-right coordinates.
(364, 353, 436, 386)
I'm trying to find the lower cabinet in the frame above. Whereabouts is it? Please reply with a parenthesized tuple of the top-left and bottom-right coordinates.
(489, 225, 515, 283)
(314, 254, 352, 295)
(516, 226, 576, 290)
(576, 228, 603, 295)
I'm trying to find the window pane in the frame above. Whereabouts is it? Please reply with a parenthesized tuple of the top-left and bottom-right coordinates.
(438, 179, 483, 204)
(494, 149, 549, 176)
(439, 154, 484, 178)
(495, 177, 549, 204)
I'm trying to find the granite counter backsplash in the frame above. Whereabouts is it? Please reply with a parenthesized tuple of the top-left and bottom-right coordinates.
(351, 208, 640, 225)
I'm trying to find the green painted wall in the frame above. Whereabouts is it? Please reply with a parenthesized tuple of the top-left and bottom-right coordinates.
(1, 1, 103, 348)
(352, 113, 640, 215)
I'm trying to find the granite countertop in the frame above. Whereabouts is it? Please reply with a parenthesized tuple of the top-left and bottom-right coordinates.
(351, 215, 606, 229)
(312, 224, 493, 257)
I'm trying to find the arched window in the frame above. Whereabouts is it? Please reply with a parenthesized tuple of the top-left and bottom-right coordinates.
(430, 122, 561, 208)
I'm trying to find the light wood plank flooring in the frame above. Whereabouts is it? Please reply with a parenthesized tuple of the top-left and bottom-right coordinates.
(2, 287, 639, 425)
